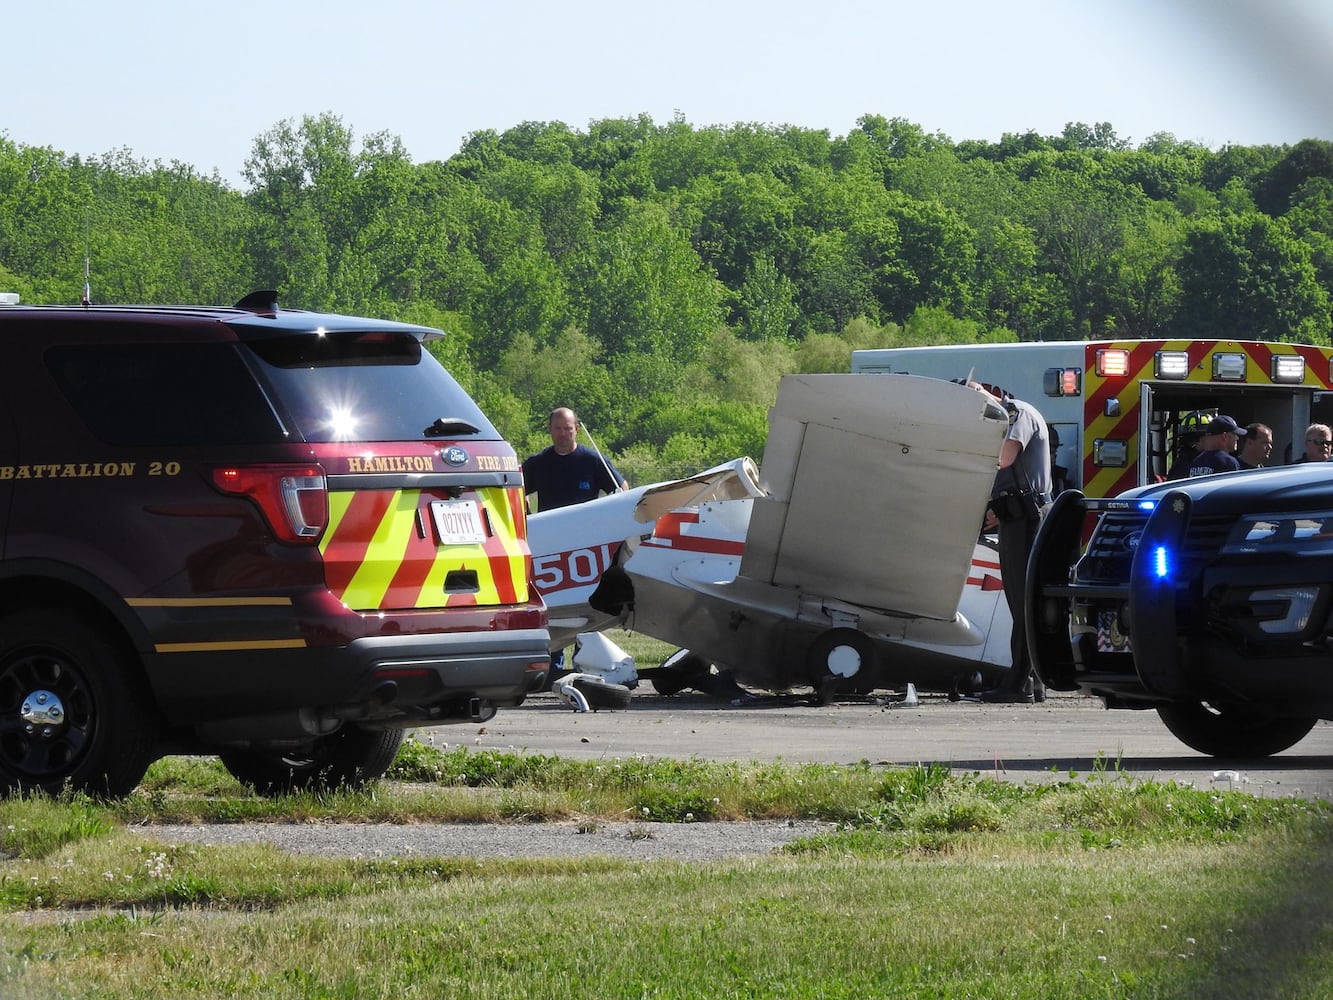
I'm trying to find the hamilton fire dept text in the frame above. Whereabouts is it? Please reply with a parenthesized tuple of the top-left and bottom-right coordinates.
(344, 454, 518, 473)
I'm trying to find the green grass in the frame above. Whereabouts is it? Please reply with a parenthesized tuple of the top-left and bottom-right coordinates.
(2, 741, 1331, 998)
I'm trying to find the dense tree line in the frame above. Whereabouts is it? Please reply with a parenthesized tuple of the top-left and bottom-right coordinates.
(2, 114, 1331, 480)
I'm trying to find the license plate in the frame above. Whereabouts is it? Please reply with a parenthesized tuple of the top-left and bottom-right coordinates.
(430, 500, 486, 545)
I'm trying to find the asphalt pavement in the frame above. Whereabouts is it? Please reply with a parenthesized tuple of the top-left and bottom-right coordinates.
(458, 689, 1333, 801)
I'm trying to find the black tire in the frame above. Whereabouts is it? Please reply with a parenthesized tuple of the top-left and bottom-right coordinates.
(645, 668, 691, 697)
(1156, 701, 1317, 758)
(806, 628, 876, 705)
(219, 726, 404, 796)
(645, 650, 712, 697)
(0, 609, 157, 797)
(569, 675, 633, 711)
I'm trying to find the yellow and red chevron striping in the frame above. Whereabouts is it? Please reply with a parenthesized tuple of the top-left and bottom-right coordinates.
(320, 487, 528, 611)
(1080, 340, 1333, 499)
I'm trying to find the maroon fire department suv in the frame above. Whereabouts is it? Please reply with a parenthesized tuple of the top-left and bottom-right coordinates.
(0, 291, 548, 796)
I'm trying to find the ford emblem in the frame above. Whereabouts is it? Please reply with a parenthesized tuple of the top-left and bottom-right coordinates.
(442, 446, 468, 466)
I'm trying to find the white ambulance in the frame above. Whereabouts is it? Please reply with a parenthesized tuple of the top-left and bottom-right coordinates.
(851, 339, 1333, 497)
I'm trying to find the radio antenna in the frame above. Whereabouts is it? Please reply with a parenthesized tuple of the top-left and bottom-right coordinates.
(81, 216, 92, 306)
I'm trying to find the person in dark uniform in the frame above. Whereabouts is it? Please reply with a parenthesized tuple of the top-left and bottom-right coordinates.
(1188, 415, 1244, 477)
(522, 407, 626, 685)
(966, 381, 1052, 705)
(522, 407, 626, 512)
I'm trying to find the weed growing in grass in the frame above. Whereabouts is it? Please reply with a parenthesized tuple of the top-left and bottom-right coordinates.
(915, 795, 1004, 834)
(629, 785, 720, 821)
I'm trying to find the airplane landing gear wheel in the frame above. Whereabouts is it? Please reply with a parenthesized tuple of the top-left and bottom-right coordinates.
(806, 628, 876, 706)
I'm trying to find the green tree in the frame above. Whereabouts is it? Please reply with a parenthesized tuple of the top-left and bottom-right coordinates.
(81, 153, 251, 306)
(577, 202, 725, 360)
(1105, 205, 1183, 338)
(1256, 139, 1333, 217)
(1175, 213, 1331, 344)
(793, 229, 875, 333)
(637, 399, 770, 470)
(1284, 177, 1333, 293)
(855, 193, 976, 323)
(0, 141, 92, 302)
(243, 113, 355, 308)
(736, 254, 800, 341)
(1020, 160, 1142, 338)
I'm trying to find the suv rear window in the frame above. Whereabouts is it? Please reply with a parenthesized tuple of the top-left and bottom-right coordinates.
(246, 333, 499, 443)
(46, 333, 498, 446)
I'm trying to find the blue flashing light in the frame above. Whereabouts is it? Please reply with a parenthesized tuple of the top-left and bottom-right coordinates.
(1153, 545, 1170, 579)
(1137, 500, 1157, 512)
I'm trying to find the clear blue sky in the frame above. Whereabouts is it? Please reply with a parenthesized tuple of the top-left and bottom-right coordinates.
(5, 0, 1332, 189)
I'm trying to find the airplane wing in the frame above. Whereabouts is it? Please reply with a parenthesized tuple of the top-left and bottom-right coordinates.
(740, 373, 1008, 620)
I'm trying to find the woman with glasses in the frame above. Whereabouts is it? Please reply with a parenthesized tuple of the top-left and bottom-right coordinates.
(1295, 423, 1333, 463)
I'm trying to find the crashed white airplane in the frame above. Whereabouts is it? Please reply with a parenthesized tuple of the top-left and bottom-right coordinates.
(527, 374, 1017, 700)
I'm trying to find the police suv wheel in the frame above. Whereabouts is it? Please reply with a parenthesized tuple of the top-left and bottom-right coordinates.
(219, 726, 404, 796)
(0, 610, 158, 797)
(1156, 702, 1317, 758)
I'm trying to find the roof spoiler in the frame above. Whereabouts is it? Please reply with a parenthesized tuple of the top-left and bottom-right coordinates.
(234, 290, 279, 314)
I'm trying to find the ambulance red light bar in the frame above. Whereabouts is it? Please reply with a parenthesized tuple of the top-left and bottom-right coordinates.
(1154, 351, 1190, 379)
(1095, 349, 1130, 377)
(1042, 367, 1082, 396)
(1270, 354, 1306, 384)
(1211, 352, 1247, 382)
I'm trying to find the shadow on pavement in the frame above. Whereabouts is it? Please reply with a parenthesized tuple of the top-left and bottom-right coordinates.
(932, 754, 1333, 774)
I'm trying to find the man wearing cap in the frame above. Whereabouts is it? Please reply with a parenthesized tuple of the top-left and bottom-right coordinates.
(962, 379, 1052, 705)
(1188, 416, 1245, 477)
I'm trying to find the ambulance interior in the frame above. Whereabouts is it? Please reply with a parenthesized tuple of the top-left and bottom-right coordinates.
(1142, 383, 1333, 480)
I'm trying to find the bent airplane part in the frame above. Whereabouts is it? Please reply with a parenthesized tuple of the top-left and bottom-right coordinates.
(526, 457, 767, 648)
(529, 374, 1017, 696)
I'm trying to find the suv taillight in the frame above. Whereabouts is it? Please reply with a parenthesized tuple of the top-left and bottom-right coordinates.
(212, 464, 328, 544)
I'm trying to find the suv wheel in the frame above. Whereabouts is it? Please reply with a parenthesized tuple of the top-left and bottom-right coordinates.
(0, 610, 158, 797)
(1156, 701, 1317, 757)
(219, 726, 404, 795)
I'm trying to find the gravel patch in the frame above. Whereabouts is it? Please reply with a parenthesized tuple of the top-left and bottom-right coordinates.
(129, 820, 836, 862)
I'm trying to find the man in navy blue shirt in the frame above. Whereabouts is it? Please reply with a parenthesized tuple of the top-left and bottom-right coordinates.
(523, 407, 626, 686)
(522, 407, 625, 511)
(1188, 415, 1245, 477)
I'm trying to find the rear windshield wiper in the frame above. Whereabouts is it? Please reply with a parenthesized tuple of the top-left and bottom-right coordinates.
(424, 417, 481, 437)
